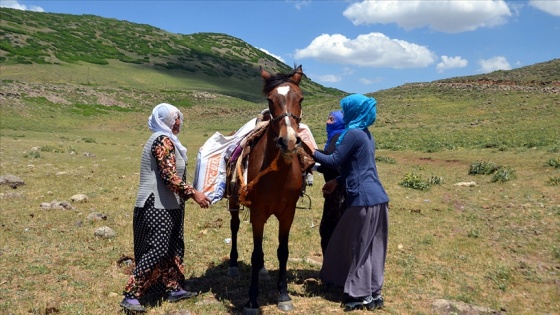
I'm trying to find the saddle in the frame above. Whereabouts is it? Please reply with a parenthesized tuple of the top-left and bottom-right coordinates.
(225, 121, 315, 207)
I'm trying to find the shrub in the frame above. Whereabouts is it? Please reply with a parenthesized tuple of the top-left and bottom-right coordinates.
(546, 158, 560, 169)
(491, 167, 516, 183)
(399, 172, 430, 190)
(469, 161, 499, 175)
(547, 176, 560, 186)
(40, 145, 65, 153)
(428, 176, 443, 185)
(24, 151, 40, 158)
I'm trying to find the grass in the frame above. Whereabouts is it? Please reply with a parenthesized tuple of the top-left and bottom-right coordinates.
(1, 66, 559, 314)
(1, 104, 559, 314)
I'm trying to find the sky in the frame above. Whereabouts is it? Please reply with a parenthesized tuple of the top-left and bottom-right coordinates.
(2, 0, 559, 94)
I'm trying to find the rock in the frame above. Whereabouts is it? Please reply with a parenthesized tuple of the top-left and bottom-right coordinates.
(0, 174, 25, 188)
(0, 192, 23, 198)
(432, 299, 501, 315)
(87, 212, 107, 221)
(94, 226, 116, 238)
(70, 194, 88, 203)
(40, 202, 52, 209)
(453, 181, 477, 187)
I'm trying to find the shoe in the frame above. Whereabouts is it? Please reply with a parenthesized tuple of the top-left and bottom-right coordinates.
(166, 289, 198, 302)
(343, 295, 377, 312)
(120, 297, 146, 312)
(372, 295, 384, 309)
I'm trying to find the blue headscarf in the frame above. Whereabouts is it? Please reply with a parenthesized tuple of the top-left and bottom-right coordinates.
(335, 94, 377, 147)
(325, 110, 345, 149)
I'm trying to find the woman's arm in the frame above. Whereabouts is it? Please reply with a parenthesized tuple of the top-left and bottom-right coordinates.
(152, 136, 210, 207)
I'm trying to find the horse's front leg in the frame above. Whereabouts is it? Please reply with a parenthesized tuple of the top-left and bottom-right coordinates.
(228, 197, 240, 276)
(243, 221, 265, 315)
(276, 213, 295, 311)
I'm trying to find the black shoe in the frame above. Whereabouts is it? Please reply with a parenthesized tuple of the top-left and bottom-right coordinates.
(372, 295, 384, 309)
(166, 289, 198, 302)
(343, 295, 376, 312)
(120, 297, 146, 313)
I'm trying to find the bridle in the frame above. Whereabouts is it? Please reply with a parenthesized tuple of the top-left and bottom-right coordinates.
(271, 112, 301, 124)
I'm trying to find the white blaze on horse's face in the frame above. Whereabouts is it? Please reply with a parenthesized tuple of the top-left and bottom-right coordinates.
(275, 85, 299, 155)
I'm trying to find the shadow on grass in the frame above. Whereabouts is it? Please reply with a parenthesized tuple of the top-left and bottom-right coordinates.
(185, 260, 344, 314)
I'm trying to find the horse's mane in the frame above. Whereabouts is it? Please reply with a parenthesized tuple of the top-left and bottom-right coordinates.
(262, 67, 303, 95)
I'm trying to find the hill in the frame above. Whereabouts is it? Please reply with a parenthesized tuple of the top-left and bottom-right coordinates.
(0, 8, 345, 100)
(0, 8, 558, 152)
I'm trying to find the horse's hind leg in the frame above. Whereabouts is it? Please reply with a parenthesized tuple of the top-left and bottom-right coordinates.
(276, 214, 295, 311)
(228, 197, 240, 277)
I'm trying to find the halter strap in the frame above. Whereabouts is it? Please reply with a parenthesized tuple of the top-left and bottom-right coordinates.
(271, 112, 301, 123)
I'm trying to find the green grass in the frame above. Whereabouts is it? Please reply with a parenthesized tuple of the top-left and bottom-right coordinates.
(1, 95, 559, 314)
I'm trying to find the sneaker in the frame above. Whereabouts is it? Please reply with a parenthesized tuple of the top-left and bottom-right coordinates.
(120, 297, 146, 313)
(372, 295, 384, 309)
(343, 295, 376, 312)
(166, 289, 198, 302)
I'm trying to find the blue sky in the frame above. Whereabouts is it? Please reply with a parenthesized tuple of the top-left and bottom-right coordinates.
(2, 0, 559, 94)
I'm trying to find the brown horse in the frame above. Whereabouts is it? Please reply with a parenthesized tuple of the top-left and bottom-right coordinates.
(228, 65, 306, 314)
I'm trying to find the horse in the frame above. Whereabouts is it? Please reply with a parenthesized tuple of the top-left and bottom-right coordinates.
(227, 65, 306, 314)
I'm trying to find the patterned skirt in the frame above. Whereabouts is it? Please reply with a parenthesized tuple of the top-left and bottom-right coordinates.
(123, 194, 186, 299)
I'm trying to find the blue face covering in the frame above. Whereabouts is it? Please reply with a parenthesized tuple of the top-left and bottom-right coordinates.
(325, 110, 344, 149)
(335, 94, 377, 147)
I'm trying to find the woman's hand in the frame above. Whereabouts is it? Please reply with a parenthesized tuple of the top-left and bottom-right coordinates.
(322, 179, 338, 196)
(192, 191, 212, 208)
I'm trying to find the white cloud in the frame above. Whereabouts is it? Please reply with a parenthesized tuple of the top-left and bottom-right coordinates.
(0, 0, 44, 12)
(294, 32, 436, 68)
(436, 56, 468, 73)
(258, 48, 285, 63)
(343, 0, 511, 33)
(359, 77, 383, 85)
(286, 0, 311, 10)
(317, 74, 342, 83)
(478, 56, 511, 73)
(529, 0, 560, 16)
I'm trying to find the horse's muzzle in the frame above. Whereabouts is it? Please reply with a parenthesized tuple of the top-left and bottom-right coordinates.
(276, 136, 302, 155)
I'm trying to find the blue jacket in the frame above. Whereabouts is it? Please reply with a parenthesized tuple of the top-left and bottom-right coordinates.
(313, 128, 389, 207)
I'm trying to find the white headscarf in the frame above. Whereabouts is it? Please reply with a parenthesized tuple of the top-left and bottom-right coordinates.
(147, 103, 187, 161)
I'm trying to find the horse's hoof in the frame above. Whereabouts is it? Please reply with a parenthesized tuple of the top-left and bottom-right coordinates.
(242, 306, 262, 315)
(277, 300, 294, 312)
(259, 267, 271, 280)
(228, 266, 240, 277)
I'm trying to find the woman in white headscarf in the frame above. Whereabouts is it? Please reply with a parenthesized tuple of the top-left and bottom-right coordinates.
(121, 103, 211, 312)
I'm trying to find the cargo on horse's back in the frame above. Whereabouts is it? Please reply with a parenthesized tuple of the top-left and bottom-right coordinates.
(227, 65, 313, 314)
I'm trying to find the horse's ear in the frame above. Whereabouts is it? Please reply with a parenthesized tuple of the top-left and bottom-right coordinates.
(291, 65, 303, 85)
(261, 67, 272, 81)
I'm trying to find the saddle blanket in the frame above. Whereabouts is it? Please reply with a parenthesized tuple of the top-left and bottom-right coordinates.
(193, 120, 317, 204)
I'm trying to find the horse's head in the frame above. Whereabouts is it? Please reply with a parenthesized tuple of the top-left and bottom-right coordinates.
(261, 65, 304, 156)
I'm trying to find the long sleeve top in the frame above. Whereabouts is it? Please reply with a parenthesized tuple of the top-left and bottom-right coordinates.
(313, 128, 389, 207)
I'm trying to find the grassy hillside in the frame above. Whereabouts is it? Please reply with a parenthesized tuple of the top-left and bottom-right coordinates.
(0, 8, 345, 100)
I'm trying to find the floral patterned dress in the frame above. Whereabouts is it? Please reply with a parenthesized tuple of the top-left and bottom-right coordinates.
(123, 135, 196, 300)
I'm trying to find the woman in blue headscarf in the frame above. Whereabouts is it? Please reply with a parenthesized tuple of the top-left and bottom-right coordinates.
(312, 94, 389, 312)
(314, 110, 347, 255)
